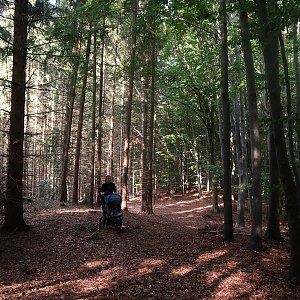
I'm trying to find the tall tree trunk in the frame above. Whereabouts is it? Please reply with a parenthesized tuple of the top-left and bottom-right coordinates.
(293, 22, 300, 210)
(234, 48, 248, 228)
(121, 0, 138, 210)
(96, 25, 105, 207)
(72, 30, 92, 204)
(279, 33, 300, 208)
(240, 2, 262, 249)
(220, 0, 233, 241)
(232, 87, 245, 227)
(141, 74, 149, 212)
(3, 0, 28, 233)
(107, 24, 118, 177)
(89, 30, 97, 208)
(255, 0, 300, 279)
(58, 39, 80, 203)
(145, 31, 156, 215)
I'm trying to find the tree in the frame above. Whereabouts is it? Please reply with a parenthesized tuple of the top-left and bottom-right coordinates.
(265, 132, 281, 240)
(220, 0, 233, 241)
(231, 49, 248, 228)
(72, 28, 92, 204)
(57, 0, 82, 203)
(58, 43, 80, 203)
(239, 1, 262, 249)
(96, 17, 106, 207)
(89, 29, 97, 208)
(3, 0, 29, 233)
(121, 0, 138, 210)
(255, 0, 300, 280)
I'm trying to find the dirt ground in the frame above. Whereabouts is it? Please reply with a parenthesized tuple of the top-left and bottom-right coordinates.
(0, 191, 299, 299)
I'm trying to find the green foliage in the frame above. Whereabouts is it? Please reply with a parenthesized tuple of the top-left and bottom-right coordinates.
(29, 0, 53, 25)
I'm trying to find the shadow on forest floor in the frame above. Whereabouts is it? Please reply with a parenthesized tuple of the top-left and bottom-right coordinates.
(0, 191, 298, 299)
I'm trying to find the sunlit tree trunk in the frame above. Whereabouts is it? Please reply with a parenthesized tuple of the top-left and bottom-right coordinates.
(3, 0, 28, 233)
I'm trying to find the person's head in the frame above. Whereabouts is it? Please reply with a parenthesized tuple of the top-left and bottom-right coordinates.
(105, 175, 112, 183)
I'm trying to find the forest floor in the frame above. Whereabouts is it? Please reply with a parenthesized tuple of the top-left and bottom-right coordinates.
(0, 190, 299, 300)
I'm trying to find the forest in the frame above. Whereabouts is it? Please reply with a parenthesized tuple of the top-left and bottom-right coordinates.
(1, 0, 300, 298)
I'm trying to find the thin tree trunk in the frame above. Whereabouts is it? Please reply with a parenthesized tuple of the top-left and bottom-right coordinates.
(279, 33, 300, 208)
(89, 30, 97, 208)
(107, 25, 118, 177)
(121, 0, 138, 210)
(141, 74, 149, 212)
(58, 39, 80, 203)
(145, 31, 156, 215)
(240, 2, 262, 249)
(208, 120, 219, 213)
(233, 48, 248, 228)
(96, 25, 105, 207)
(72, 30, 92, 204)
(232, 86, 245, 227)
(3, 0, 28, 233)
(220, 0, 233, 241)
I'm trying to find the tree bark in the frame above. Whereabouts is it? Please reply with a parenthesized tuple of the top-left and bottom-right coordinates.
(121, 0, 138, 210)
(279, 33, 300, 208)
(141, 74, 149, 213)
(240, 2, 262, 249)
(89, 30, 97, 208)
(235, 48, 248, 228)
(145, 30, 156, 215)
(96, 24, 105, 207)
(58, 46, 80, 203)
(265, 132, 281, 240)
(3, 0, 29, 233)
(255, 0, 300, 279)
(220, 0, 233, 241)
(72, 29, 92, 204)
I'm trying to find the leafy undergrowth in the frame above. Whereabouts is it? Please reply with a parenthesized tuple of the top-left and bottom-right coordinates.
(0, 191, 299, 299)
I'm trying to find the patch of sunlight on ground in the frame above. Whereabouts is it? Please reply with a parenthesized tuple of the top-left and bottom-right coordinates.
(171, 203, 224, 215)
(196, 249, 228, 263)
(39, 208, 96, 216)
(84, 260, 111, 269)
(133, 258, 165, 276)
(210, 271, 257, 299)
(140, 258, 164, 267)
(171, 265, 194, 276)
